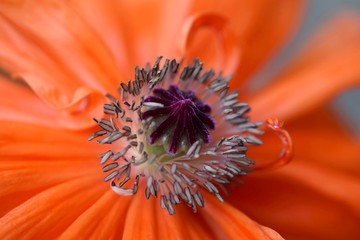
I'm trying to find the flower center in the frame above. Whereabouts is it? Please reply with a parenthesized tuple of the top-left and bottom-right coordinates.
(89, 57, 292, 215)
(142, 85, 214, 154)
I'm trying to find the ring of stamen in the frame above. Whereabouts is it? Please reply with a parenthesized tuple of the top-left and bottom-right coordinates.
(89, 57, 291, 215)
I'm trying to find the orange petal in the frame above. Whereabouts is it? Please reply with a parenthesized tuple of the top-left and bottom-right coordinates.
(73, 0, 303, 83)
(0, 157, 98, 214)
(0, 77, 58, 127)
(253, 118, 293, 170)
(0, 121, 104, 216)
(0, 1, 123, 128)
(0, 158, 98, 216)
(179, 0, 304, 84)
(123, 188, 212, 240)
(0, 121, 107, 160)
(70, 0, 134, 75)
(59, 190, 132, 239)
(249, 13, 360, 122)
(72, 0, 192, 74)
(286, 108, 360, 176)
(0, 176, 106, 239)
(227, 162, 360, 240)
(0, 1, 122, 90)
(201, 193, 284, 240)
(248, 108, 360, 176)
(122, 184, 282, 239)
(284, 162, 360, 216)
(180, 13, 241, 77)
(122, 191, 171, 240)
(0, 77, 104, 129)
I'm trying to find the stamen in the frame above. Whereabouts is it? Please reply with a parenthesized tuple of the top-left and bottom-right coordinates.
(90, 57, 292, 215)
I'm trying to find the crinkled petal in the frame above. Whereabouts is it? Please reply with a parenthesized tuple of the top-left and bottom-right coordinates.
(59, 190, 132, 239)
(249, 13, 360, 121)
(0, 77, 104, 129)
(0, 159, 98, 217)
(0, 121, 104, 216)
(201, 193, 284, 240)
(0, 77, 59, 127)
(0, 177, 106, 239)
(72, 0, 192, 74)
(72, 0, 303, 84)
(122, 185, 283, 240)
(0, 121, 107, 160)
(123, 192, 178, 240)
(0, 0, 123, 128)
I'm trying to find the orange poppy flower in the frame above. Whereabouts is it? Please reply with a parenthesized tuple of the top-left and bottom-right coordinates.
(0, 1, 360, 240)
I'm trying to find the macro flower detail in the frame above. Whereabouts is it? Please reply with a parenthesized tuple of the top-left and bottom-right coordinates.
(90, 57, 288, 215)
(2, 1, 360, 239)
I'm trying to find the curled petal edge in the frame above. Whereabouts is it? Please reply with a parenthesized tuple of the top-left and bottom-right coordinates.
(179, 12, 241, 74)
(254, 118, 293, 171)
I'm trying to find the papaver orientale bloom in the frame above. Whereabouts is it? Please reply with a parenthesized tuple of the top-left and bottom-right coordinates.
(0, 1, 359, 240)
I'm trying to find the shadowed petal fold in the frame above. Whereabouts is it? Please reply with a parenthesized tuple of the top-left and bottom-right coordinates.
(228, 161, 360, 240)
